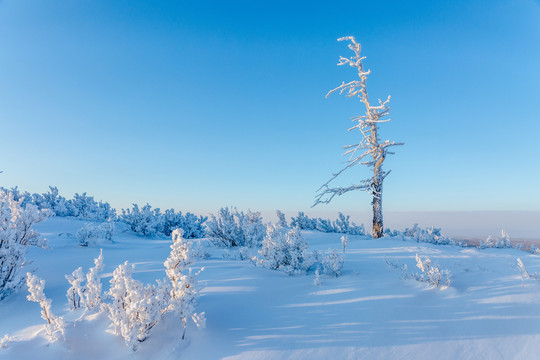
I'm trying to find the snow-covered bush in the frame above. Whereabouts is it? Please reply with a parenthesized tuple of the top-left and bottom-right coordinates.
(289, 211, 365, 235)
(515, 258, 540, 283)
(290, 212, 317, 230)
(76, 222, 115, 246)
(479, 230, 513, 249)
(414, 254, 451, 288)
(321, 248, 344, 277)
(334, 212, 366, 235)
(103, 229, 204, 350)
(26, 273, 65, 341)
(401, 224, 456, 245)
(66, 250, 104, 311)
(0, 190, 49, 300)
(2, 186, 117, 221)
(259, 225, 312, 275)
(529, 245, 540, 255)
(163, 229, 206, 339)
(120, 204, 160, 237)
(159, 209, 207, 238)
(276, 210, 288, 228)
(206, 207, 265, 247)
(121, 204, 206, 239)
(341, 235, 348, 253)
(105, 261, 166, 350)
(316, 218, 335, 233)
(71, 192, 116, 221)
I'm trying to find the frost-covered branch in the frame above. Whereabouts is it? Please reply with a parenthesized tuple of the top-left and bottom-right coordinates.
(26, 273, 65, 341)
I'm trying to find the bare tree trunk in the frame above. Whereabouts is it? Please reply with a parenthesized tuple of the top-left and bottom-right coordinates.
(372, 179, 383, 238)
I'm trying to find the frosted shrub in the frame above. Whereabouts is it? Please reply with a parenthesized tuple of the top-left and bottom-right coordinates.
(529, 245, 540, 255)
(0, 190, 49, 300)
(290, 212, 317, 230)
(313, 268, 322, 286)
(105, 262, 165, 350)
(341, 235, 348, 253)
(414, 254, 451, 288)
(316, 218, 335, 233)
(66, 250, 105, 311)
(76, 222, 114, 246)
(321, 248, 344, 277)
(104, 229, 204, 350)
(276, 210, 288, 228)
(259, 225, 312, 275)
(516, 258, 540, 283)
(206, 207, 265, 247)
(402, 224, 455, 245)
(26, 273, 65, 341)
(480, 230, 513, 249)
(121, 205, 207, 239)
(1, 186, 116, 220)
(121, 204, 161, 237)
(160, 209, 207, 238)
(334, 213, 366, 235)
(289, 211, 365, 235)
(163, 229, 206, 339)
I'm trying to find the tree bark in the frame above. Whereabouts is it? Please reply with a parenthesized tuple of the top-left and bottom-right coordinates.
(372, 169, 383, 238)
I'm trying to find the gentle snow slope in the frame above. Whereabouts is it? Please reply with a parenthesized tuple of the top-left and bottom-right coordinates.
(1, 217, 540, 359)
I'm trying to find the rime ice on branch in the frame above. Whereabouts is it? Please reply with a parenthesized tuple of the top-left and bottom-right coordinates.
(314, 36, 403, 238)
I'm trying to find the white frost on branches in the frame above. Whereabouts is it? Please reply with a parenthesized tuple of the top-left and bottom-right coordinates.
(26, 273, 65, 341)
(414, 254, 451, 288)
(206, 207, 265, 247)
(314, 36, 403, 238)
(103, 229, 204, 350)
(1, 189, 49, 300)
(259, 225, 313, 275)
(66, 250, 105, 311)
(76, 222, 114, 246)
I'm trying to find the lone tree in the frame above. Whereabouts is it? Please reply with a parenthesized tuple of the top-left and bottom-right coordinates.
(313, 36, 403, 238)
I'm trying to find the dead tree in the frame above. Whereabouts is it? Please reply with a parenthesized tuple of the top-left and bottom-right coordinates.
(314, 36, 403, 238)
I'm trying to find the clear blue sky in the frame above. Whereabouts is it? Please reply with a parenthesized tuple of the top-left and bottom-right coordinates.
(1, 0, 539, 218)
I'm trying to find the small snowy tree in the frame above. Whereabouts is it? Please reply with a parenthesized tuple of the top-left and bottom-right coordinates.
(259, 225, 312, 275)
(1, 190, 49, 300)
(276, 210, 288, 228)
(206, 207, 265, 247)
(163, 229, 205, 339)
(26, 273, 65, 341)
(76, 222, 115, 246)
(314, 36, 403, 238)
(321, 248, 344, 277)
(414, 254, 451, 288)
(65, 250, 104, 311)
(105, 261, 165, 350)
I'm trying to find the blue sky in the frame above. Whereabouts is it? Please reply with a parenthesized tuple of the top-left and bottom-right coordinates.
(0, 0, 539, 221)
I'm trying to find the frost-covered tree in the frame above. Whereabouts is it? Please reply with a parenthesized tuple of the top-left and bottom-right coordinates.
(1, 190, 49, 300)
(276, 210, 288, 228)
(259, 225, 312, 275)
(65, 250, 104, 311)
(103, 230, 204, 350)
(290, 212, 317, 230)
(76, 222, 115, 246)
(26, 273, 65, 341)
(105, 261, 166, 350)
(314, 36, 403, 238)
(206, 207, 265, 247)
(163, 229, 205, 339)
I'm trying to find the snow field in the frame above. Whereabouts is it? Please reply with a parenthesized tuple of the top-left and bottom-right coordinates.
(1, 218, 540, 359)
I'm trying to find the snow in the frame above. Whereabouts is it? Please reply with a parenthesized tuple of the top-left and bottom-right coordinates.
(1, 217, 540, 359)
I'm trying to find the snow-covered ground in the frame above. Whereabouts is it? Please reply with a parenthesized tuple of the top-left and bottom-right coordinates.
(1, 217, 540, 359)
